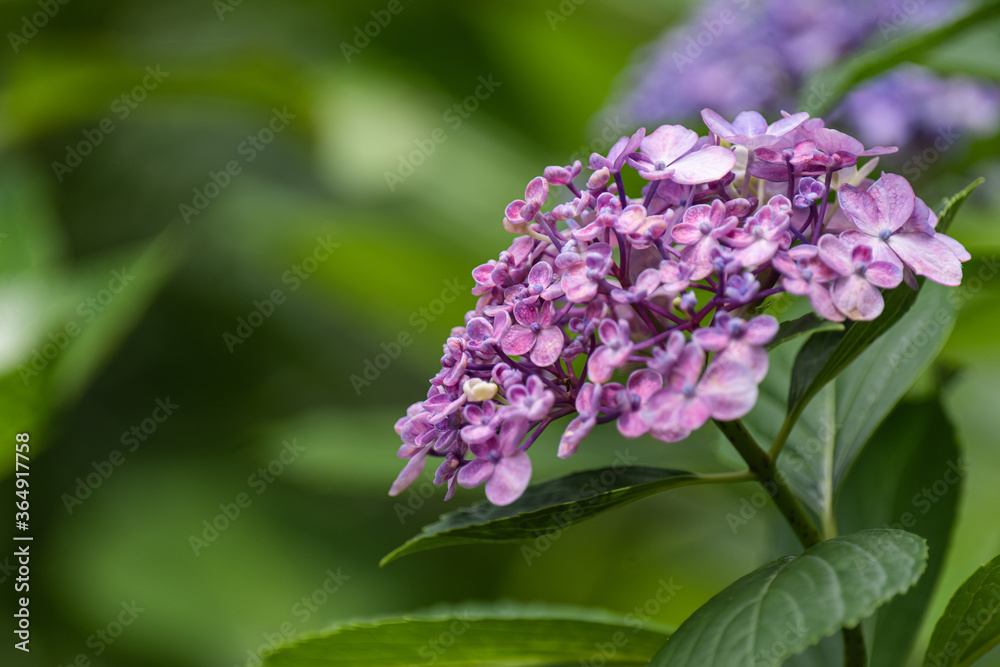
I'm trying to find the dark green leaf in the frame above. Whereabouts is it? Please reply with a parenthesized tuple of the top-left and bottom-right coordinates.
(262, 602, 673, 666)
(648, 530, 928, 667)
(381, 464, 700, 565)
(768, 313, 844, 351)
(746, 282, 957, 523)
(837, 398, 963, 666)
(925, 554, 1000, 667)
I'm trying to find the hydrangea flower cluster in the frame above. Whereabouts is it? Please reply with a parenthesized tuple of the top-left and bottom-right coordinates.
(612, 0, 1000, 148)
(390, 109, 970, 506)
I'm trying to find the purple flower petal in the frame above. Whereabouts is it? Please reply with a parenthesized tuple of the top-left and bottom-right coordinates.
(832, 274, 884, 320)
(888, 232, 964, 286)
(501, 325, 536, 356)
(389, 447, 429, 496)
(530, 326, 565, 367)
(457, 457, 494, 489)
(486, 452, 532, 506)
(699, 361, 758, 421)
(667, 146, 736, 185)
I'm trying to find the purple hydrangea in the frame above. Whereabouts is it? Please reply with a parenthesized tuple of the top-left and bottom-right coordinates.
(390, 110, 969, 506)
(609, 0, 1000, 150)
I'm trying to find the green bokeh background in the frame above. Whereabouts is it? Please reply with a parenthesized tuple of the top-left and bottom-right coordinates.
(1, 1, 999, 666)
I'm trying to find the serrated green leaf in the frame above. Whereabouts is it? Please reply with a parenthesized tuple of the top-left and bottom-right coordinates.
(925, 554, 1000, 667)
(381, 464, 702, 565)
(262, 602, 672, 666)
(837, 398, 963, 666)
(648, 530, 928, 667)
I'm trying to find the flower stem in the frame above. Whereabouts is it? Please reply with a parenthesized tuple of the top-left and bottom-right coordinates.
(842, 625, 867, 667)
(714, 419, 821, 549)
(716, 419, 867, 666)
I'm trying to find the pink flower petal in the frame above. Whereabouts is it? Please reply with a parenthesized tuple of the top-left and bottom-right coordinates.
(808, 284, 845, 322)
(837, 185, 881, 236)
(501, 325, 536, 356)
(699, 361, 758, 421)
(389, 448, 429, 496)
(617, 410, 650, 439)
(868, 173, 914, 233)
(817, 234, 854, 275)
(888, 232, 964, 286)
(486, 452, 532, 506)
(641, 125, 699, 165)
(744, 315, 779, 345)
(530, 326, 565, 367)
(692, 327, 730, 351)
(458, 457, 494, 489)
(677, 396, 710, 431)
(667, 146, 736, 185)
(627, 368, 664, 400)
(936, 233, 970, 262)
(831, 275, 884, 320)
(864, 261, 903, 289)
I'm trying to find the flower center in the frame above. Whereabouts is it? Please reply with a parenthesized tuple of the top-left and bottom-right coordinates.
(699, 222, 712, 235)
(682, 383, 695, 398)
(878, 228, 892, 240)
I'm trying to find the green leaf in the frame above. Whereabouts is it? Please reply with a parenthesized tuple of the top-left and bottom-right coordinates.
(837, 398, 963, 666)
(746, 281, 957, 525)
(261, 602, 673, 666)
(799, 1, 1000, 115)
(785, 284, 919, 425)
(936, 177, 986, 234)
(767, 178, 981, 518)
(648, 530, 928, 667)
(767, 313, 845, 351)
(381, 464, 701, 565)
(925, 554, 1000, 667)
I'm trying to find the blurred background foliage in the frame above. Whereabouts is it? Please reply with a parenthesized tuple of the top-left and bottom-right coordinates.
(0, 1, 999, 666)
